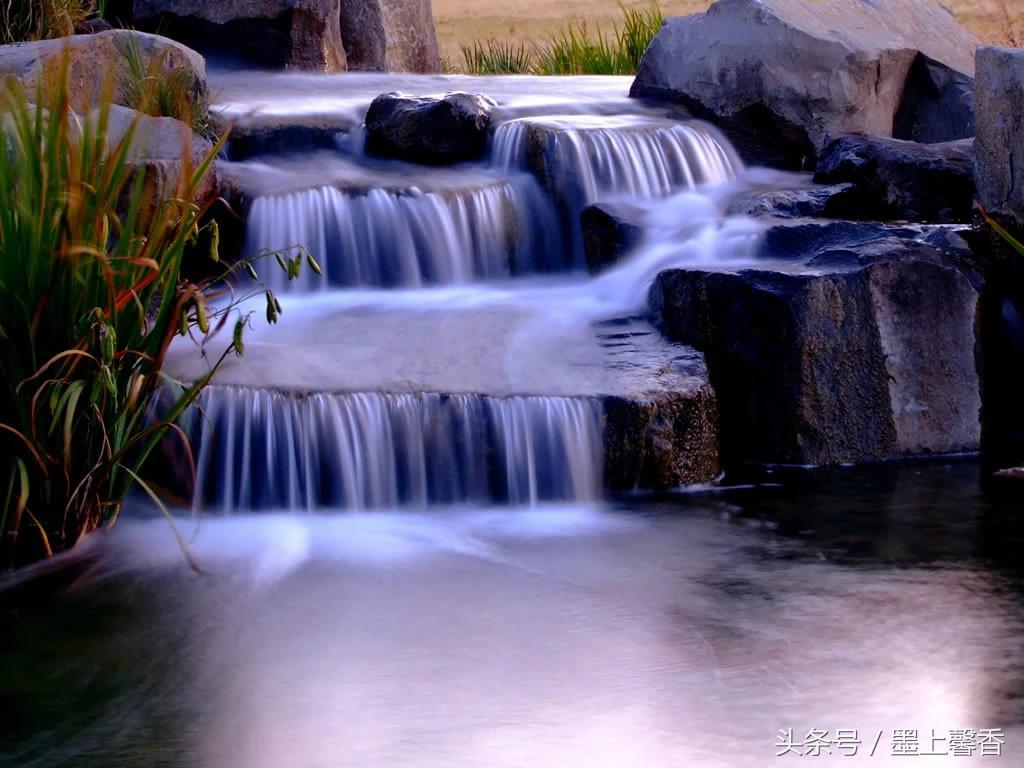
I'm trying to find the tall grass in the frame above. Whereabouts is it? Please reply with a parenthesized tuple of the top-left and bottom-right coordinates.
(460, 3, 663, 75)
(0, 63, 306, 569)
(0, 0, 99, 43)
(460, 40, 533, 75)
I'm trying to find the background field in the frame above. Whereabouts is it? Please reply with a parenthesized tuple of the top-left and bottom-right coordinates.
(433, 0, 1024, 68)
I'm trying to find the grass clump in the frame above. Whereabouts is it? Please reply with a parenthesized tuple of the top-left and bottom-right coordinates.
(460, 40, 534, 75)
(120, 34, 209, 136)
(0, 62, 306, 569)
(460, 3, 663, 75)
(0, 0, 101, 44)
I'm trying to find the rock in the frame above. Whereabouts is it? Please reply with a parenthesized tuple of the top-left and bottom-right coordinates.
(340, 0, 441, 72)
(631, 0, 980, 168)
(0, 30, 208, 113)
(74, 18, 114, 35)
(976, 46, 1024, 225)
(650, 220, 982, 466)
(894, 53, 975, 143)
(132, 0, 346, 72)
(581, 203, 645, 273)
(727, 183, 858, 220)
(105, 104, 218, 206)
(364, 92, 494, 164)
(814, 135, 975, 223)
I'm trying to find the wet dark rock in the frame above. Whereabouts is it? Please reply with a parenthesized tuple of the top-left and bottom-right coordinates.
(727, 183, 858, 220)
(581, 202, 645, 273)
(364, 92, 495, 165)
(894, 53, 975, 143)
(132, 0, 347, 71)
(650, 221, 982, 466)
(975, 46, 1024, 226)
(631, 0, 980, 168)
(814, 134, 974, 223)
(340, 0, 441, 73)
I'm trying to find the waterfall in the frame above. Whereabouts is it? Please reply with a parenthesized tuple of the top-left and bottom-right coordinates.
(185, 386, 603, 513)
(492, 116, 742, 202)
(248, 180, 565, 291)
(491, 116, 743, 264)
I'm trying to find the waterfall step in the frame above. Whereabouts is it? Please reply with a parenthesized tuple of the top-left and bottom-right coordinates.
(210, 71, 642, 158)
(164, 305, 720, 498)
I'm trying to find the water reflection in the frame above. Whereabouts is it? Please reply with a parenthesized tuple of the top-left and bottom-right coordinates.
(1, 463, 1022, 767)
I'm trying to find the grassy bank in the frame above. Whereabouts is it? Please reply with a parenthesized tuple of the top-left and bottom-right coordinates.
(460, 4, 662, 74)
(437, 0, 1024, 70)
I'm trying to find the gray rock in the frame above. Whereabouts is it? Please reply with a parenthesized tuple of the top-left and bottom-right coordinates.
(340, 0, 441, 72)
(581, 202, 645, 274)
(631, 0, 980, 167)
(364, 92, 494, 164)
(105, 104, 218, 206)
(0, 29, 207, 113)
(650, 220, 982, 465)
(976, 46, 1024, 225)
(132, 0, 347, 71)
(814, 134, 975, 223)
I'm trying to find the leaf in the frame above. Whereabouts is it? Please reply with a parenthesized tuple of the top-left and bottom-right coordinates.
(232, 318, 246, 356)
(208, 219, 220, 263)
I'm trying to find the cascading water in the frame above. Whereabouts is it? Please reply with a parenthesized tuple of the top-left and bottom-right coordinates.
(492, 115, 743, 262)
(186, 386, 603, 513)
(248, 179, 565, 291)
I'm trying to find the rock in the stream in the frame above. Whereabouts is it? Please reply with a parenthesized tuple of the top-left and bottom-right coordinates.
(814, 135, 975, 223)
(976, 46, 1024, 225)
(631, 0, 979, 168)
(340, 0, 441, 72)
(364, 92, 495, 164)
(132, 0, 346, 71)
(581, 202, 645, 273)
(0, 29, 207, 112)
(650, 220, 982, 466)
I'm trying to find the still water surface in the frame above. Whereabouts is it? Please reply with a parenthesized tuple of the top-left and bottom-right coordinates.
(2, 462, 1022, 767)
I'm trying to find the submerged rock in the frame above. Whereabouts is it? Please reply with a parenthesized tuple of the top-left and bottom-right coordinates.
(976, 46, 1024, 225)
(364, 92, 495, 164)
(650, 221, 982, 466)
(132, 0, 346, 71)
(631, 0, 979, 167)
(0, 29, 207, 113)
(814, 135, 975, 223)
(340, 0, 441, 72)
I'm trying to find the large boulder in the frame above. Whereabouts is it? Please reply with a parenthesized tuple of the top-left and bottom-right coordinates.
(340, 0, 441, 72)
(364, 92, 494, 164)
(631, 0, 980, 168)
(106, 104, 217, 207)
(650, 220, 982, 466)
(132, 0, 346, 72)
(814, 134, 975, 223)
(0, 30, 207, 113)
(976, 46, 1024, 225)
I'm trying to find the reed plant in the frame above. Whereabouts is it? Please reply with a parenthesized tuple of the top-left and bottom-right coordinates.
(460, 3, 663, 75)
(0, 62, 307, 569)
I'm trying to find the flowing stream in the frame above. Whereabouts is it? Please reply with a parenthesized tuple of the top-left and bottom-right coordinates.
(5, 73, 1021, 768)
